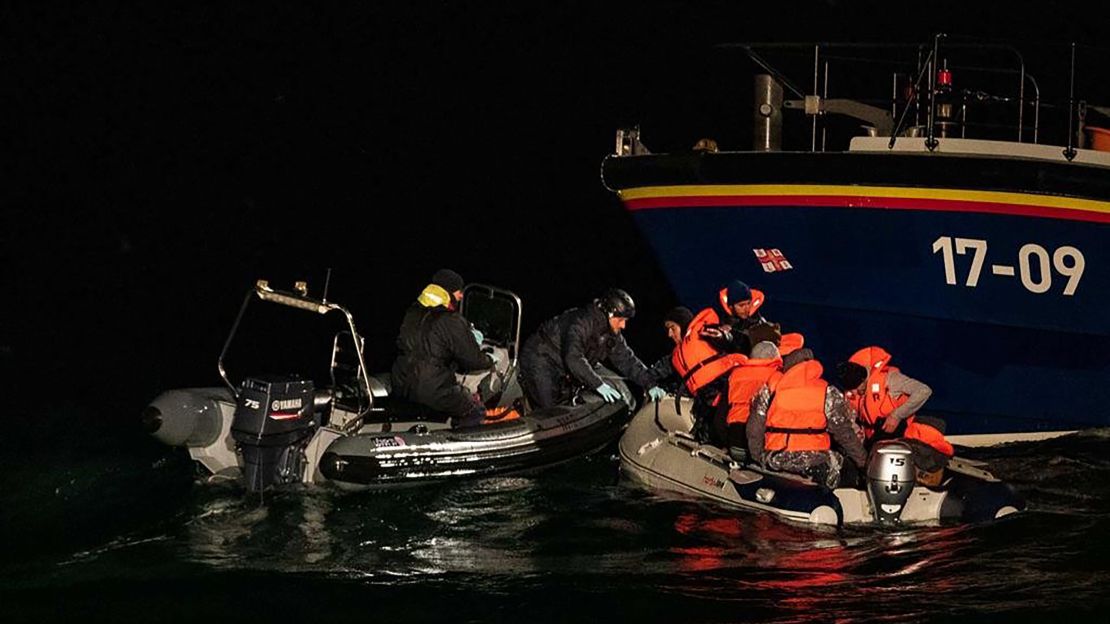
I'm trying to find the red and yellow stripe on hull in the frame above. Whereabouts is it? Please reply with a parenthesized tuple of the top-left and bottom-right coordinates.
(620, 184, 1110, 224)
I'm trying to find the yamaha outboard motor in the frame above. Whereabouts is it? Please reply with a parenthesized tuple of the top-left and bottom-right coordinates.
(231, 376, 317, 492)
(866, 440, 916, 525)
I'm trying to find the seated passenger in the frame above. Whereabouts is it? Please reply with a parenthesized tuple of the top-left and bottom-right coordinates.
(675, 280, 779, 442)
(835, 346, 954, 485)
(747, 351, 867, 489)
(697, 280, 780, 356)
(716, 341, 783, 461)
(778, 332, 811, 370)
(390, 269, 497, 429)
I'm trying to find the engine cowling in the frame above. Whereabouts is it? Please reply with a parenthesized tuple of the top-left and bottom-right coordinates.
(230, 376, 317, 492)
(866, 440, 916, 525)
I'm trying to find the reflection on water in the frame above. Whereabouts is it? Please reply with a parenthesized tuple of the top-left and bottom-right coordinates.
(4, 434, 1110, 621)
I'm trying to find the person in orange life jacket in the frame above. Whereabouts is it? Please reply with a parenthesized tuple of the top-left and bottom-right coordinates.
(675, 280, 781, 442)
(835, 346, 954, 476)
(391, 269, 498, 429)
(711, 280, 811, 368)
(746, 350, 867, 489)
(698, 280, 778, 355)
(664, 306, 694, 347)
(646, 306, 695, 391)
(701, 280, 808, 370)
(518, 289, 666, 409)
(716, 341, 784, 462)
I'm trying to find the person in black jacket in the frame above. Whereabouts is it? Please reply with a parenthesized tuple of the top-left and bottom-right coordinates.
(390, 269, 496, 428)
(518, 288, 666, 409)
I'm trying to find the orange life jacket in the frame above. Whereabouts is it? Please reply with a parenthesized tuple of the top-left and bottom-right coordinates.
(718, 287, 765, 318)
(779, 332, 805, 356)
(725, 358, 783, 425)
(483, 405, 521, 424)
(672, 307, 748, 396)
(764, 360, 831, 453)
(847, 346, 954, 457)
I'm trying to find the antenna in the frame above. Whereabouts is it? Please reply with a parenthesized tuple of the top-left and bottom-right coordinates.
(322, 267, 333, 303)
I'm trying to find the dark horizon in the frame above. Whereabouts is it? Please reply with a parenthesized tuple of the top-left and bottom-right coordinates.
(7, 1, 1110, 422)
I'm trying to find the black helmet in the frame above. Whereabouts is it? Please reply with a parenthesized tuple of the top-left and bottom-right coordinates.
(598, 288, 636, 319)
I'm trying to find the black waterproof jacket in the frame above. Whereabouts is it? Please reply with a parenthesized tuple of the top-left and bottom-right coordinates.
(390, 303, 493, 416)
(520, 304, 657, 392)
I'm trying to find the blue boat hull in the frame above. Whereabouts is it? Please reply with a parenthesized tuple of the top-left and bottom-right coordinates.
(604, 153, 1110, 438)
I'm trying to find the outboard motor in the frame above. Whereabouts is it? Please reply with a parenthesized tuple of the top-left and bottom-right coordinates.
(866, 440, 916, 525)
(231, 376, 317, 492)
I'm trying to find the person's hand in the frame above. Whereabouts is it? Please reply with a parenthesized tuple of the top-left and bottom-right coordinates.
(699, 325, 732, 342)
(647, 386, 666, 402)
(882, 418, 899, 433)
(487, 350, 501, 365)
(596, 383, 622, 403)
(471, 328, 484, 345)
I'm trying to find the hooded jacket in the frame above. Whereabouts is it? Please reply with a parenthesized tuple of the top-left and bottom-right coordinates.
(391, 294, 493, 416)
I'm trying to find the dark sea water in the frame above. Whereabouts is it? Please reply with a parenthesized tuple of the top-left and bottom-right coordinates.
(7, 3, 1110, 622)
(4, 403, 1110, 623)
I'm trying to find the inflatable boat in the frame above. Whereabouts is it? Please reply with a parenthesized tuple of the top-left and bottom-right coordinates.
(618, 394, 1025, 527)
(143, 280, 633, 491)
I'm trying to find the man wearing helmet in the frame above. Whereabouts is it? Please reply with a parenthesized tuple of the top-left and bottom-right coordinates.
(518, 288, 667, 409)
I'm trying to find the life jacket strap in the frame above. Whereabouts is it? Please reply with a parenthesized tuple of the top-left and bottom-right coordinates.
(680, 352, 729, 387)
(765, 426, 827, 435)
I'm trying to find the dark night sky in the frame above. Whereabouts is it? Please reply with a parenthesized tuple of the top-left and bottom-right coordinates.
(5, 1, 1108, 421)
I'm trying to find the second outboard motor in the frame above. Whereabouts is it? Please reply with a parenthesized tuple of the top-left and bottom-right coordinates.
(866, 440, 916, 525)
(231, 376, 317, 492)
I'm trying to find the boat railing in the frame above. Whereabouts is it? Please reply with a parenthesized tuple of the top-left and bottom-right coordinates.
(732, 37, 1041, 149)
(217, 279, 375, 417)
(613, 36, 1110, 160)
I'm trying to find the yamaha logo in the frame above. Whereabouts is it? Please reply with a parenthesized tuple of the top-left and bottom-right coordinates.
(271, 398, 302, 411)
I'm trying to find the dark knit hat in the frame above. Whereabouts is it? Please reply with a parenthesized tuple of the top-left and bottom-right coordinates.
(835, 361, 868, 391)
(726, 279, 752, 303)
(663, 306, 694, 333)
(431, 268, 465, 292)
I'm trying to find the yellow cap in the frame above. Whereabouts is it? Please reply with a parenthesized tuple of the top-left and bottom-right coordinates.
(417, 284, 451, 308)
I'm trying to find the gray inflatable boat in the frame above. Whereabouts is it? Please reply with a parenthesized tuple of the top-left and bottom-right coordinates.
(619, 395, 1025, 527)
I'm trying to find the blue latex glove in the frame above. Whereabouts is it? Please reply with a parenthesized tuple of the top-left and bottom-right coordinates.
(471, 328, 484, 345)
(596, 383, 622, 403)
(647, 386, 666, 402)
